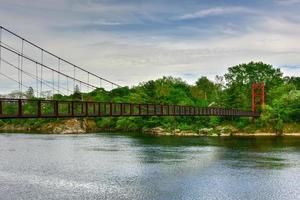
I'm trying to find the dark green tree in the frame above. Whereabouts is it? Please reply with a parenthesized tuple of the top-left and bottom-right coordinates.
(224, 62, 283, 109)
(195, 76, 217, 102)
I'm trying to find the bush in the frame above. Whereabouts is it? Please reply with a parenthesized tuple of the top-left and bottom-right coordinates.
(209, 116, 221, 127)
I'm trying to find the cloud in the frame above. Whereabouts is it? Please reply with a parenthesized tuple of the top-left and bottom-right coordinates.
(275, 0, 300, 5)
(178, 6, 255, 20)
(0, 0, 300, 93)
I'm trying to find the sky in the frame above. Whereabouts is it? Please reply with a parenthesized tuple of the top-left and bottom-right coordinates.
(1, 0, 300, 89)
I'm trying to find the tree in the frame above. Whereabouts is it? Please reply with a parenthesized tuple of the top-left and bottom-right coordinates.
(223, 62, 283, 109)
(25, 87, 34, 99)
(284, 76, 300, 90)
(40, 90, 52, 99)
(7, 90, 24, 99)
(72, 85, 82, 100)
(195, 76, 217, 101)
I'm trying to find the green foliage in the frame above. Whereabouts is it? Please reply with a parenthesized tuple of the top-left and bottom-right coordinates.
(209, 116, 221, 127)
(2, 61, 299, 134)
(178, 123, 193, 131)
(224, 61, 283, 109)
(285, 76, 300, 90)
(195, 76, 220, 103)
(259, 105, 284, 134)
(235, 118, 250, 130)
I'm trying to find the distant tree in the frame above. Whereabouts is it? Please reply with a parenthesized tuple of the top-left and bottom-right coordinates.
(284, 76, 300, 90)
(25, 87, 34, 99)
(72, 85, 82, 100)
(7, 90, 24, 99)
(40, 90, 52, 99)
(74, 85, 80, 93)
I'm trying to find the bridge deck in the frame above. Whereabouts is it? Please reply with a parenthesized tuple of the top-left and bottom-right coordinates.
(0, 98, 259, 119)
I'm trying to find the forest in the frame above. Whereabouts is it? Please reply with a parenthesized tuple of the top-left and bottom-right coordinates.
(1, 62, 300, 134)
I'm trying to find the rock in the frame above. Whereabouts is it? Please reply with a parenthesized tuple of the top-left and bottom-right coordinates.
(199, 128, 214, 135)
(174, 129, 181, 133)
(145, 127, 170, 136)
(175, 130, 198, 136)
(41, 118, 87, 134)
(216, 125, 238, 136)
(145, 127, 199, 136)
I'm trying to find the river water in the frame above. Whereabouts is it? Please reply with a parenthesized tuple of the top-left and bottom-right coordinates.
(0, 133, 299, 200)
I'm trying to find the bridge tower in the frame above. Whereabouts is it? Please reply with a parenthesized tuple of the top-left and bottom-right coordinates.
(252, 82, 265, 112)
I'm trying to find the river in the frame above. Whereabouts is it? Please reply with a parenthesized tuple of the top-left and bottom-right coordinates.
(0, 133, 299, 200)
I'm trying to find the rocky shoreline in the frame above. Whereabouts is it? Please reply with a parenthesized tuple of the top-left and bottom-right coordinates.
(0, 119, 300, 136)
(143, 127, 300, 137)
(0, 119, 94, 134)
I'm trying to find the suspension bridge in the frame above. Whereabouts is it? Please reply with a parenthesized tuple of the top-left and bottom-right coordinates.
(0, 26, 262, 119)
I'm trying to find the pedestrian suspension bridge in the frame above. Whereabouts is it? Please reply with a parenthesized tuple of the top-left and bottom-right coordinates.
(0, 26, 263, 119)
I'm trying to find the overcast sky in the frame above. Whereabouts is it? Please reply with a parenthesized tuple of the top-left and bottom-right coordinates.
(1, 0, 300, 88)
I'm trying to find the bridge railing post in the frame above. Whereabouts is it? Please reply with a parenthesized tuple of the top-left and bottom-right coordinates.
(93, 103, 96, 115)
(85, 102, 88, 117)
(120, 103, 123, 116)
(130, 104, 133, 115)
(98, 102, 101, 116)
(37, 100, 41, 117)
(146, 104, 149, 116)
(138, 104, 141, 115)
(110, 103, 113, 116)
(18, 99, 22, 117)
(53, 101, 58, 117)
(0, 100, 2, 115)
(71, 101, 74, 117)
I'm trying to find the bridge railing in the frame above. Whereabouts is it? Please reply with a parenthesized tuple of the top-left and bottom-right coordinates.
(0, 98, 260, 119)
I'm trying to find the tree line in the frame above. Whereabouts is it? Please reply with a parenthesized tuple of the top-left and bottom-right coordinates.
(1, 62, 300, 134)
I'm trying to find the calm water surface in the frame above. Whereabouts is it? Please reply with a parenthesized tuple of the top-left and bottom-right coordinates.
(0, 133, 299, 200)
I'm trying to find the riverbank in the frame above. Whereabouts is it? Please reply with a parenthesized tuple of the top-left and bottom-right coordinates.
(143, 126, 300, 137)
(1, 118, 300, 136)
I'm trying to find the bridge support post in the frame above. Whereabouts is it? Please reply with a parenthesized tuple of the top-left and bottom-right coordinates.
(252, 82, 265, 113)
